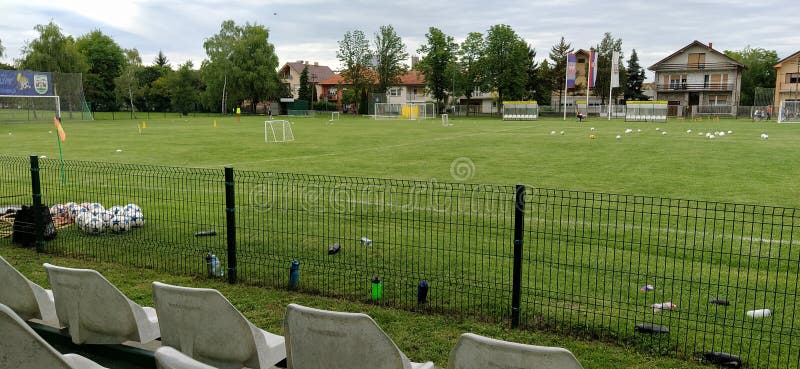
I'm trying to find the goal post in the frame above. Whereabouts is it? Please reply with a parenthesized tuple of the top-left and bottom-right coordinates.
(374, 102, 436, 120)
(329, 111, 340, 121)
(264, 120, 295, 142)
(778, 100, 800, 123)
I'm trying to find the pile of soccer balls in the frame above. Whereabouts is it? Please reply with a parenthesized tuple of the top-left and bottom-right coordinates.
(49, 202, 145, 235)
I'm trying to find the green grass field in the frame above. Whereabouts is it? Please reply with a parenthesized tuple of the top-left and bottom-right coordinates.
(1, 114, 798, 207)
(2, 114, 799, 368)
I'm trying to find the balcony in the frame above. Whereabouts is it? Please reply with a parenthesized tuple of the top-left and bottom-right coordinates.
(652, 62, 740, 71)
(656, 83, 735, 91)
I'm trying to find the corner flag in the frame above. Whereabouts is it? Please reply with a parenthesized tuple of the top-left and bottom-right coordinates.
(54, 117, 66, 141)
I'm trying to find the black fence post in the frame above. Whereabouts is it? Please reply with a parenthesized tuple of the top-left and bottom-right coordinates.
(225, 167, 237, 284)
(511, 184, 526, 328)
(29, 155, 45, 253)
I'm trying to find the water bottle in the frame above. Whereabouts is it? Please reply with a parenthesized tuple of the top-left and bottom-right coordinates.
(417, 280, 429, 305)
(746, 309, 772, 318)
(289, 260, 300, 289)
(205, 253, 213, 277)
(215, 256, 223, 277)
(371, 276, 383, 301)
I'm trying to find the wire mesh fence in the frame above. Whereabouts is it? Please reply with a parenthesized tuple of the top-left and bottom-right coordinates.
(1, 155, 799, 368)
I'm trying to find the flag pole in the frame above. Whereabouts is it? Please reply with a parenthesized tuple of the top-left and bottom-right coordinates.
(563, 54, 568, 120)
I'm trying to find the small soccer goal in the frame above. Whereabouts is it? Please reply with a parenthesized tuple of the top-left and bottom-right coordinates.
(778, 100, 800, 123)
(329, 111, 340, 122)
(264, 120, 295, 142)
(502, 101, 538, 120)
(374, 102, 436, 120)
(625, 101, 668, 122)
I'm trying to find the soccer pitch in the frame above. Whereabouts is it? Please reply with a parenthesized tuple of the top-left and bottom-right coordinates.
(1, 114, 798, 208)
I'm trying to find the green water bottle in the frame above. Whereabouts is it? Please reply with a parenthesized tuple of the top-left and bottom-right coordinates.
(371, 276, 383, 301)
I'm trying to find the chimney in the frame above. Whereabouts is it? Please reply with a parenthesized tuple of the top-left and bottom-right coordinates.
(296, 60, 303, 63)
(411, 56, 419, 68)
(304, 61, 309, 65)
(314, 61, 319, 66)
(708, 42, 713, 49)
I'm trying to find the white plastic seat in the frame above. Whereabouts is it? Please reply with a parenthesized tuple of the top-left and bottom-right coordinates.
(0, 255, 57, 323)
(152, 281, 285, 369)
(0, 303, 108, 369)
(155, 346, 219, 369)
(284, 303, 434, 369)
(43, 263, 160, 344)
(447, 333, 584, 369)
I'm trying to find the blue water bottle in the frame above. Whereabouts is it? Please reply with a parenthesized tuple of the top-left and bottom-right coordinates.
(289, 259, 300, 289)
(417, 280, 429, 305)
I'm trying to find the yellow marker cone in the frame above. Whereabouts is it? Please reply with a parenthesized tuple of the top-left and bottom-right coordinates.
(142, 121, 147, 129)
(213, 120, 217, 127)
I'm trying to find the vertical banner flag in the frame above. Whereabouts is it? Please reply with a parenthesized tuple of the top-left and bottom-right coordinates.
(53, 117, 66, 141)
(611, 51, 620, 88)
(567, 54, 577, 88)
(588, 51, 598, 88)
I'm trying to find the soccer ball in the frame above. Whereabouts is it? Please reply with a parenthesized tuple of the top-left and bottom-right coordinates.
(108, 205, 125, 215)
(124, 203, 141, 213)
(80, 202, 92, 209)
(50, 204, 68, 218)
(109, 216, 131, 233)
(83, 216, 105, 234)
(661, 131, 667, 135)
(89, 203, 105, 216)
(75, 213, 90, 231)
(69, 205, 88, 220)
(99, 210, 115, 225)
(615, 135, 621, 139)
(127, 210, 145, 227)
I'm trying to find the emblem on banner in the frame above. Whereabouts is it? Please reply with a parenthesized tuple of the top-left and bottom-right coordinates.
(34, 74, 49, 94)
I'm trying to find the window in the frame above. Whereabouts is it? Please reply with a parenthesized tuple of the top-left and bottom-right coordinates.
(709, 94, 728, 105)
(668, 74, 687, 89)
(688, 53, 706, 69)
(327, 88, 337, 95)
(389, 87, 401, 97)
(577, 58, 585, 63)
(787, 73, 800, 84)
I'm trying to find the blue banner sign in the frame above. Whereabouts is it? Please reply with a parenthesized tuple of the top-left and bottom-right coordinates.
(0, 70, 54, 96)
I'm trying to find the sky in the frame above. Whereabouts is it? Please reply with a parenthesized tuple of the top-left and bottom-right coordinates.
(1, 0, 798, 81)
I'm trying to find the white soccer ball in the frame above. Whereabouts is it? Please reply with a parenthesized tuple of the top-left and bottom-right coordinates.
(615, 135, 621, 139)
(80, 202, 92, 209)
(637, 129, 641, 132)
(719, 132, 725, 136)
(761, 133, 769, 139)
(560, 131, 565, 135)
(90, 204, 106, 217)
(656, 127, 661, 131)
(550, 130, 556, 135)
(662, 131, 667, 135)
(108, 205, 125, 215)
(686, 129, 692, 133)
(75, 213, 90, 231)
(109, 215, 131, 233)
(728, 130, 733, 134)
(50, 204, 68, 218)
(124, 203, 141, 213)
(98, 210, 115, 225)
(590, 127, 596, 131)
(709, 135, 716, 139)
(69, 205, 88, 220)
(83, 216, 105, 234)
(127, 210, 145, 227)
(625, 128, 633, 134)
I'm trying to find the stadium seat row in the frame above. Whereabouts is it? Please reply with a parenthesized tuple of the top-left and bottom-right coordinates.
(1, 255, 585, 369)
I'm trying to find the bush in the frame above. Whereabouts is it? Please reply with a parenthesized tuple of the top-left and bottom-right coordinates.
(313, 101, 338, 111)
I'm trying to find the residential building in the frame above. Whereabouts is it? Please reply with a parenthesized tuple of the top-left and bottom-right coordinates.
(773, 50, 800, 112)
(278, 61, 335, 100)
(648, 41, 744, 113)
(318, 71, 432, 111)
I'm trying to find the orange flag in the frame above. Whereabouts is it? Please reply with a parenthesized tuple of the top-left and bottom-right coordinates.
(53, 117, 66, 142)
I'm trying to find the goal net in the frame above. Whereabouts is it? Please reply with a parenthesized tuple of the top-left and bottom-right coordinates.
(778, 100, 800, 123)
(374, 102, 436, 120)
(0, 71, 92, 123)
(625, 101, 668, 122)
(264, 120, 295, 142)
(329, 111, 340, 122)
(502, 101, 538, 120)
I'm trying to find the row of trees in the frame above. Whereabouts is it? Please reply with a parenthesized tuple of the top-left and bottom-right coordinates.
(0, 21, 783, 114)
(3, 20, 285, 114)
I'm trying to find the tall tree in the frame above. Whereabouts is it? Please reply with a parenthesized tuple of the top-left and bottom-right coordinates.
(548, 37, 573, 107)
(458, 32, 486, 114)
(202, 20, 281, 113)
(114, 49, 143, 117)
(0, 39, 11, 70)
(154, 51, 169, 69)
(168, 61, 200, 115)
(0, 39, 4, 60)
(298, 65, 311, 105)
(417, 27, 457, 110)
(724, 46, 779, 106)
(593, 32, 624, 105)
(76, 30, 126, 111)
(524, 44, 548, 103)
(336, 29, 373, 114)
(483, 24, 529, 112)
(624, 49, 647, 101)
(18, 21, 88, 74)
(373, 25, 408, 93)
